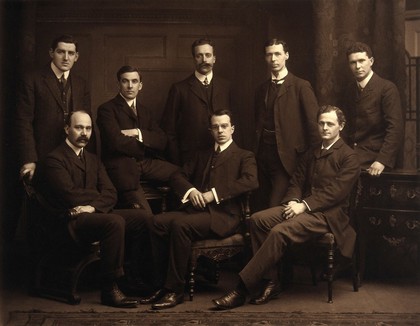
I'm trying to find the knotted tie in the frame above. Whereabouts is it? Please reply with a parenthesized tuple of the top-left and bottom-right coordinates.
(131, 102, 137, 116)
(60, 74, 67, 88)
(203, 77, 209, 87)
(78, 150, 85, 164)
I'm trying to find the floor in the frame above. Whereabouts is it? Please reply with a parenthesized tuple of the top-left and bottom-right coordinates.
(2, 259, 420, 326)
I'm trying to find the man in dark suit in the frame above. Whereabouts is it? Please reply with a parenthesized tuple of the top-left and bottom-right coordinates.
(213, 105, 360, 309)
(161, 38, 231, 165)
(37, 110, 152, 308)
(140, 109, 258, 309)
(16, 34, 91, 181)
(254, 38, 319, 209)
(97, 65, 178, 210)
(341, 42, 404, 176)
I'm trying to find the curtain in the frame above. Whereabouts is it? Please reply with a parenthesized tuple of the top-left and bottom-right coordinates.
(312, 0, 406, 108)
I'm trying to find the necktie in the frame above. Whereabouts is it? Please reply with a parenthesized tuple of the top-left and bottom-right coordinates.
(203, 77, 209, 87)
(78, 150, 85, 164)
(358, 83, 364, 93)
(60, 75, 67, 88)
(131, 102, 137, 116)
(320, 148, 327, 156)
(272, 77, 285, 85)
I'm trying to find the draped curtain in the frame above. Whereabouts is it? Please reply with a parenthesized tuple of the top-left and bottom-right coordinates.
(312, 0, 406, 108)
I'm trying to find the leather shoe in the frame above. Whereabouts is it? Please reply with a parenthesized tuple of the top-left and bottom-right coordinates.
(139, 288, 166, 304)
(101, 283, 138, 308)
(117, 276, 152, 297)
(212, 290, 246, 310)
(151, 292, 184, 310)
(249, 280, 282, 305)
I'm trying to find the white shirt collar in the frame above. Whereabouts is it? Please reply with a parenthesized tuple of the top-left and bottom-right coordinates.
(195, 70, 213, 84)
(120, 93, 136, 108)
(215, 139, 233, 152)
(321, 137, 340, 150)
(65, 138, 83, 156)
(271, 67, 288, 82)
(51, 62, 70, 80)
(358, 70, 373, 89)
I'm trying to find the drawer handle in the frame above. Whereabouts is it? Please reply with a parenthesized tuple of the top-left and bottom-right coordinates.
(369, 216, 382, 226)
(406, 189, 417, 199)
(369, 187, 382, 197)
(406, 220, 420, 230)
(383, 235, 405, 247)
(389, 185, 397, 198)
(389, 215, 397, 227)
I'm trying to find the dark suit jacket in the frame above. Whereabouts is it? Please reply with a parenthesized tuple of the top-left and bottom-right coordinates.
(283, 138, 360, 258)
(341, 73, 404, 168)
(97, 94, 167, 191)
(38, 142, 117, 241)
(161, 74, 231, 165)
(254, 73, 320, 176)
(170, 142, 258, 237)
(16, 64, 90, 165)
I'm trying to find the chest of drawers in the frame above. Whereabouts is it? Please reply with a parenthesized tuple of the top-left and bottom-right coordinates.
(355, 170, 420, 279)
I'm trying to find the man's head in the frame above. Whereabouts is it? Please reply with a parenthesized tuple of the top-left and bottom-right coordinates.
(264, 38, 289, 77)
(346, 42, 374, 82)
(191, 38, 216, 76)
(116, 65, 143, 100)
(49, 35, 79, 73)
(65, 110, 92, 149)
(317, 105, 346, 147)
(209, 109, 235, 146)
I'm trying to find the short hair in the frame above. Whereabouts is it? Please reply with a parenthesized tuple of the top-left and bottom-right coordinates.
(191, 38, 215, 56)
(264, 38, 289, 53)
(116, 65, 142, 82)
(65, 110, 92, 127)
(317, 105, 346, 126)
(51, 34, 78, 52)
(209, 109, 234, 126)
(346, 42, 373, 58)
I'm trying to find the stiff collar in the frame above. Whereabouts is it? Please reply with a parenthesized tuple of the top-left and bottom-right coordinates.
(271, 67, 288, 82)
(357, 70, 373, 89)
(321, 136, 341, 150)
(214, 139, 233, 152)
(119, 93, 136, 108)
(65, 138, 83, 156)
(195, 70, 213, 84)
(51, 62, 70, 80)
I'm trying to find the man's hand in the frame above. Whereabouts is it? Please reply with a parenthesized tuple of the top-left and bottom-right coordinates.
(202, 191, 215, 204)
(189, 189, 206, 209)
(282, 202, 306, 220)
(69, 205, 95, 217)
(20, 162, 36, 181)
(367, 161, 385, 176)
(121, 129, 139, 138)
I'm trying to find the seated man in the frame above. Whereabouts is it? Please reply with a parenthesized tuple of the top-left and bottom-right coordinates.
(36, 110, 152, 308)
(140, 109, 258, 309)
(97, 65, 179, 210)
(213, 105, 360, 309)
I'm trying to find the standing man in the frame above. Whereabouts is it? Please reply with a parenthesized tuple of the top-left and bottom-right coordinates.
(16, 34, 91, 181)
(213, 105, 360, 309)
(254, 38, 320, 209)
(97, 65, 178, 210)
(342, 42, 404, 176)
(37, 111, 150, 308)
(161, 38, 231, 165)
(140, 110, 258, 310)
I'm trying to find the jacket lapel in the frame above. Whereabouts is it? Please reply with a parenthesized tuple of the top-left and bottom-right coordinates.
(43, 66, 65, 110)
(115, 94, 138, 123)
(63, 142, 86, 171)
(188, 74, 208, 105)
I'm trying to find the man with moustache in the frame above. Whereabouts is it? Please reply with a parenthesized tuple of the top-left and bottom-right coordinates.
(254, 38, 319, 209)
(37, 111, 151, 308)
(140, 110, 258, 310)
(161, 38, 231, 165)
(16, 34, 91, 182)
(213, 105, 360, 309)
(341, 42, 403, 176)
(97, 65, 178, 210)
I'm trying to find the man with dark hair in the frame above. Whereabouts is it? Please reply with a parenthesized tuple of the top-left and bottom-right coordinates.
(341, 41, 403, 175)
(161, 38, 232, 165)
(140, 109, 258, 310)
(97, 65, 178, 210)
(254, 38, 320, 210)
(16, 34, 91, 181)
(37, 110, 151, 308)
(213, 105, 360, 309)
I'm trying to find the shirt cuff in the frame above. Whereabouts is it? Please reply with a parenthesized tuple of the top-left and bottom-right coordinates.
(182, 187, 196, 203)
(302, 200, 311, 211)
(211, 188, 220, 204)
(137, 129, 143, 142)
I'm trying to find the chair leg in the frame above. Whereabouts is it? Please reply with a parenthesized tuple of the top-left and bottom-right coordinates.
(326, 245, 334, 303)
(189, 254, 199, 301)
(352, 252, 360, 292)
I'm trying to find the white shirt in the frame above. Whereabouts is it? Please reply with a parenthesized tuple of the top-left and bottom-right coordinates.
(51, 62, 70, 80)
(119, 94, 143, 142)
(358, 70, 373, 89)
(65, 138, 83, 156)
(271, 67, 288, 84)
(195, 70, 213, 85)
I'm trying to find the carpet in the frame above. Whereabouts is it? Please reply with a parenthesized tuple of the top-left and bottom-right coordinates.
(7, 311, 420, 326)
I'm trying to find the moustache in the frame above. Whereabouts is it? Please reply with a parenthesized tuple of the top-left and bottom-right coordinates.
(200, 63, 212, 68)
(77, 136, 89, 142)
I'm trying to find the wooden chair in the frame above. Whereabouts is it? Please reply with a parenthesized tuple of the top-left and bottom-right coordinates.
(188, 192, 251, 301)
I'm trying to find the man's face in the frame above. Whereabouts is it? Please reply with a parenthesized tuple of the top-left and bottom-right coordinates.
(317, 111, 344, 146)
(348, 51, 374, 82)
(118, 71, 142, 99)
(193, 44, 216, 75)
(265, 44, 289, 76)
(49, 42, 79, 72)
(65, 111, 92, 149)
(209, 114, 234, 145)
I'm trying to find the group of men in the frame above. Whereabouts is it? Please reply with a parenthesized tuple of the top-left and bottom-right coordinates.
(16, 34, 403, 310)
